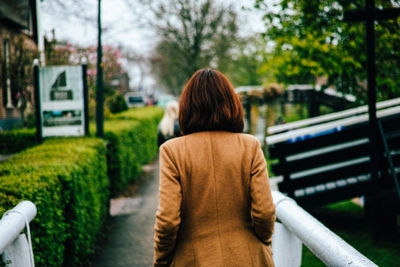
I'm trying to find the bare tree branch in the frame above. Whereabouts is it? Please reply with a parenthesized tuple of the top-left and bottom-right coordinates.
(127, 0, 239, 93)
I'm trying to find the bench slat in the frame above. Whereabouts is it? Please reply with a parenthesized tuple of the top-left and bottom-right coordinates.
(272, 132, 400, 175)
(269, 114, 400, 158)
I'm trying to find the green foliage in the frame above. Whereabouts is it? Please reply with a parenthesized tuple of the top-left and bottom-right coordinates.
(0, 138, 109, 267)
(226, 36, 267, 87)
(302, 246, 324, 266)
(0, 128, 37, 154)
(115, 107, 163, 163)
(108, 93, 128, 113)
(256, 0, 400, 103)
(0, 106, 163, 266)
(301, 200, 400, 266)
(102, 120, 142, 194)
(92, 106, 163, 195)
(112, 106, 164, 125)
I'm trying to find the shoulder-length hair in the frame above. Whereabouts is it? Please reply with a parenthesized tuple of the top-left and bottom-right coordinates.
(179, 69, 244, 135)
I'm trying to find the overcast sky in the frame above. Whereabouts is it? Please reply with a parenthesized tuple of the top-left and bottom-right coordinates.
(40, 0, 265, 89)
(41, 0, 264, 51)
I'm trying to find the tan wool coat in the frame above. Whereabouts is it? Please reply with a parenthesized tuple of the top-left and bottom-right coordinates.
(154, 131, 276, 267)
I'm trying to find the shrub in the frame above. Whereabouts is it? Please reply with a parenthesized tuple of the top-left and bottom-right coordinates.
(113, 106, 164, 125)
(0, 138, 109, 267)
(108, 93, 128, 113)
(97, 106, 163, 195)
(102, 120, 142, 194)
(0, 128, 36, 154)
(113, 106, 164, 163)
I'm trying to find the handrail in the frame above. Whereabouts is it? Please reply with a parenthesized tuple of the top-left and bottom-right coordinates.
(271, 191, 378, 267)
(0, 201, 37, 254)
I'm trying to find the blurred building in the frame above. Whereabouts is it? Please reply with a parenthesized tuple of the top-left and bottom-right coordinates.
(0, 0, 38, 130)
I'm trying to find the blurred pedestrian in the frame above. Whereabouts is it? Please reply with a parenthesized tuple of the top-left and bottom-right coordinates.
(157, 100, 180, 146)
(154, 69, 275, 266)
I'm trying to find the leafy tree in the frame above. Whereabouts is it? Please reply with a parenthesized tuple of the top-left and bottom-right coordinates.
(226, 35, 267, 87)
(150, 40, 189, 96)
(108, 93, 128, 113)
(255, 0, 400, 103)
(137, 0, 239, 95)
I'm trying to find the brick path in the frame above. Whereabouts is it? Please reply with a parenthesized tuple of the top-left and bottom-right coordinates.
(94, 159, 160, 267)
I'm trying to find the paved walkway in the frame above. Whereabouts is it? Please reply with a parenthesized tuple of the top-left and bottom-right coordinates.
(94, 159, 160, 267)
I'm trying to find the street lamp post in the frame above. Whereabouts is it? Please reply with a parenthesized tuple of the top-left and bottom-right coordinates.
(96, 0, 104, 138)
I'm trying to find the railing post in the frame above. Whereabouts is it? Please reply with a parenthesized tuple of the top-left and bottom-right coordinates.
(272, 222, 302, 267)
(0, 201, 36, 253)
(271, 191, 378, 267)
(2, 234, 32, 267)
(0, 201, 37, 267)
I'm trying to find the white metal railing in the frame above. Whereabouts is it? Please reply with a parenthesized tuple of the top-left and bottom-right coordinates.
(271, 191, 378, 267)
(0, 201, 37, 267)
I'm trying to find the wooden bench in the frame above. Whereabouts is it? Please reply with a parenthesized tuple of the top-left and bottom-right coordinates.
(268, 97, 400, 135)
(267, 105, 400, 208)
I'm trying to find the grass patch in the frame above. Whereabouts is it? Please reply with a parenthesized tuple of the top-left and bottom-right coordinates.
(300, 200, 400, 266)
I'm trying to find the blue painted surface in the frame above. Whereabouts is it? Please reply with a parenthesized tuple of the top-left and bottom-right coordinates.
(287, 126, 345, 143)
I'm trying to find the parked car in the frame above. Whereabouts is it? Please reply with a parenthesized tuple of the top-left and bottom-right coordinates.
(125, 92, 146, 108)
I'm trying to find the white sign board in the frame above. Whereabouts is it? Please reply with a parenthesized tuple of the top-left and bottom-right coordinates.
(39, 66, 85, 137)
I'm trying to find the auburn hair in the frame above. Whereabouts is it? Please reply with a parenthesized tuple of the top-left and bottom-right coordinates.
(179, 69, 244, 135)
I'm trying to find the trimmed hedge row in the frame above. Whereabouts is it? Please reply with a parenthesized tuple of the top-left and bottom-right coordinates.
(0, 138, 109, 267)
(114, 107, 164, 164)
(0, 128, 36, 154)
(103, 120, 142, 194)
(97, 106, 164, 195)
(0, 106, 163, 266)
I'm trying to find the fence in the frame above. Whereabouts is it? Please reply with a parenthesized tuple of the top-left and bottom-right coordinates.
(271, 191, 378, 267)
(0, 201, 37, 267)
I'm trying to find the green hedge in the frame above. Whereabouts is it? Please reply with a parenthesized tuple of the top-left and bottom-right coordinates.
(112, 106, 164, 125)
(0, 106, 163, 266)
(114, 106, 164, 164)
(102, 120, 142, 194)
(102, 106, 163, 194)
(0, 128, 36, 154)
(0, 138, 109, 267)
